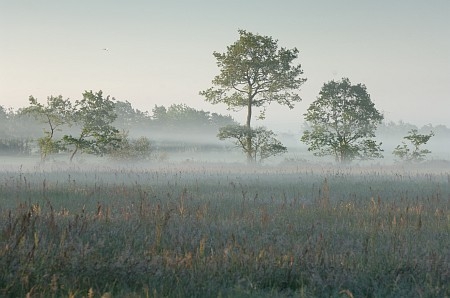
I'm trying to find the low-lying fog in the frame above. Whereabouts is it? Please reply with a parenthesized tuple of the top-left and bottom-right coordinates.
(1, 119, 449, 171)
(142, 129, 450, 165)
(1, 129, 449, 175)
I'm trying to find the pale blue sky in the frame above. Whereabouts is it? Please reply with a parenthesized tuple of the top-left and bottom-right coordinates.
(1, 1, 449, 131)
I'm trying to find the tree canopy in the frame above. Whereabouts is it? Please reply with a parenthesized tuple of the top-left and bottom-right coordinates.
(200, 29, 305, 162)
(301, 78, 384, 163)
(62, 90, 121, 161)
(21, 95, 73, 160)
(150, 104, 236, 131)
(113, 100, 149, 131)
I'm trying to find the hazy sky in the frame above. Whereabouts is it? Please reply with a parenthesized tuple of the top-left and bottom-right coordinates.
(1, 1, 449, 132)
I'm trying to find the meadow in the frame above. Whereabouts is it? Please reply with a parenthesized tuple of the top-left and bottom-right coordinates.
(0, 160, 449, 297)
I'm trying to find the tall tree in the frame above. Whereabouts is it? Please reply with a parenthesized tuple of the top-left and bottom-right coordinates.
(200, 29, 306, 162)
(62, 90, 120, 162)
(301, 78, 384, 163)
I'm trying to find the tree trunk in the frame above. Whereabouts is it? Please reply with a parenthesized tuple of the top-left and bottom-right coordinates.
(246, 97, 253, 163)
(70, 146, 78, 162)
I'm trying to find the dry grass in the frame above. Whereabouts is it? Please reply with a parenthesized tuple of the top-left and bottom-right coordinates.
(0, 163, 449, 297)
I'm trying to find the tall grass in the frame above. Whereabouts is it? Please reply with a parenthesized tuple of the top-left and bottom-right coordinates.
(0, 163, 449, 297)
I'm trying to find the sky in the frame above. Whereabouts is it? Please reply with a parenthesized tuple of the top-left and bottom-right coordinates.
(1, 0, 449, 132)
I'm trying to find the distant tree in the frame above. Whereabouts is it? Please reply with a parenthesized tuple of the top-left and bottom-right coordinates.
(165, 104, 210, 128)
(0, 105, 7, 119)
(151, 105, 168, 124)
(62, 90, 121, 162)
(0, 106, 11, 138)
(301, 78, 384, 163)
(114, 100, 149, 130)
(210, 113, 237, 128)
(151, 104, 237, 131)
(110, 131, 152, 161)
(0, 106, 36, 155)
(376, 120, 419, 138)
(21, 95, 73, 160)
(393, 129, 434, 162)
(200, 29, 306, 162)
(218, 125, 287, 162)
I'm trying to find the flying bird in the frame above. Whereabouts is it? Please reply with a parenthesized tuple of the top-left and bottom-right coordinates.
(101, 48, 109, 51)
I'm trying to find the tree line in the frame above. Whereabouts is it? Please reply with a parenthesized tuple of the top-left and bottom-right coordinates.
(0, 95, 440, 164)
(0, 95, 236, 161)
(1, 30, 444, 163)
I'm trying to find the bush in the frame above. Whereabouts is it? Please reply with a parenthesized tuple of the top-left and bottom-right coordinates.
(109, 136, 153, 160)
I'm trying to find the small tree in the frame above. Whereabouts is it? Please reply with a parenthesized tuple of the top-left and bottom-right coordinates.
(200, 29, 306, 162)
(110, 131, 152, 161)
(218, 125, 287, 162)
(393, 129, 434, 162)
(62, 90, 121, 162)
(21, 95, 73, 160)
(301, 78, 384, 163)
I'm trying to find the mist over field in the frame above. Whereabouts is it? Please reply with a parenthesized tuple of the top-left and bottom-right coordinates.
(1, 122, 450, 166)
(1, 105, 449, 296)
(1, 152, 449, 296)
(1, 1, 449, 295)
(130, 124, 450, 165)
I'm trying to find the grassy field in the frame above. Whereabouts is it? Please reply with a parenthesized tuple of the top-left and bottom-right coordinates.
(0, 161, 449, 297)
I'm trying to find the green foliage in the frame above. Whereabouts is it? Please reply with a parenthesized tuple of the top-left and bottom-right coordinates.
(21, 95, 73, 134)
(301, 78, 384, 163)
(36, 135, 64, 159)
(62, 90, 121, 161)
(200, 29, 305, 162)
(155, 104, 210, 127)
(218, 125, 287, 162)
(151, 105, 168, 123)
(109, 131, 153, 160)
(393, 129, 434, 162)
(113, 100, 149, 130)
(151, 104, 237, 131)
(200, 29, 306, 114)
(21, 95, 73, 160)
(210, 112, 236, 128)
(2, 100, 241, 158)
